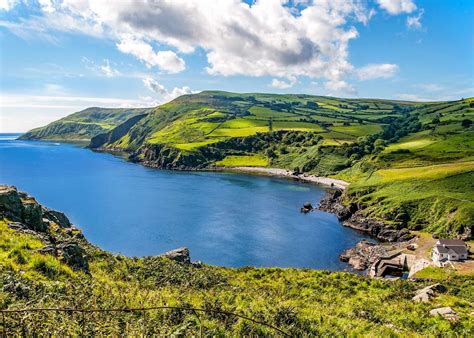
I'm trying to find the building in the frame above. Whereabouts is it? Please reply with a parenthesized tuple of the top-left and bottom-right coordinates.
(432, 239, 469, 265)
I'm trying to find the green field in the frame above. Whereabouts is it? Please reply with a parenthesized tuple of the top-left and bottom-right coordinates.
(215, 155, 268, 167)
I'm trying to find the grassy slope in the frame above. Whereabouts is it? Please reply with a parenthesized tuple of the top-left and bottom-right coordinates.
(337, 99, 474, 237)
(1, 218, 473, 336)
(20, 107, 152, 141)
(22, 92, 473, 236)
(96, 92, 473, 237)
(103, 91, 410, 151)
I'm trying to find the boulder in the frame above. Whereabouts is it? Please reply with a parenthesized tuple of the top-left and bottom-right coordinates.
(301, 202, 313, 213)
(429, 307, 458, 321)
(413, 283, 447, 302)
(160, 247, 191, 263)
(43, 209, 71, 228)
(58, 242, 89, 272)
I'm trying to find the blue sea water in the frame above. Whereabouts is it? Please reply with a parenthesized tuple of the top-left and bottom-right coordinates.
(0, 134, 370, 270)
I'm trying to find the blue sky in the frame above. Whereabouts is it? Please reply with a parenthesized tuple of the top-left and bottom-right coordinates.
(0, 0, 473, 132)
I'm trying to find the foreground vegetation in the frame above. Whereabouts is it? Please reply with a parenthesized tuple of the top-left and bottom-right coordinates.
(0, 191, 473, 336)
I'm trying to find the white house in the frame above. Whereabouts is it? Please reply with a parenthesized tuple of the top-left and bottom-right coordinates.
(432, 239, 469, 265)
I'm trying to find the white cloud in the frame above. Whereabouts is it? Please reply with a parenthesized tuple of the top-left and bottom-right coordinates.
(417, 83, 443, 91)
(142, 77, 166, 94)
(100, 59, 120, 77)
(271, 77, 297, 89)
(38, 0, 55, 13)
(325, 80, 356, 95)
(117, 39, 185, 73)
(1, 1, 416, 94)
(407, 9, 423, 29)
(1, 0, 383, 94)
(376, 0, 416, 15)
(356, 63, 399, 80)
(0, 0, 17, 11)
(142, 78, 195, 102)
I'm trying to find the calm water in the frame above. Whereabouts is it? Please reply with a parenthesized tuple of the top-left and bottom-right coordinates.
(0, 133, 370, 270)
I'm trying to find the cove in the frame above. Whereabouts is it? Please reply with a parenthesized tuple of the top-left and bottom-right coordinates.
(0, 134, 371, 270)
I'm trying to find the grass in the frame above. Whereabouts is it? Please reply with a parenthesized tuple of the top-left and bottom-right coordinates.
(215, 155, 268, 167)
(1, 215, 473, 336)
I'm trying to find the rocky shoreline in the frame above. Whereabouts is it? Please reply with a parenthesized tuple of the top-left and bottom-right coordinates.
(319, 189, 414, 243)
(318, 189, 415, 271)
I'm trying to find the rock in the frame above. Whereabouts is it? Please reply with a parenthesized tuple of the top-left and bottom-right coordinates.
(22, 200, 46, 232)
(413, 292, 431, 303)
(35, 245, 56, 255)
(43, 209, 71, 228)
(58, 242, 89, 272)
(339, 240, 388, 271)
(412, 284, 446, 303)
(319, 189, 415, 243)
(0, 186, 47, 232)
(429, 307, 458, 321)
(301, 202, 313, 213)
(160, 247, 191, 263)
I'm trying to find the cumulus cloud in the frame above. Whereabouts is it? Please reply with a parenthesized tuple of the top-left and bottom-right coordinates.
(117, 39, 185, 73)
(271, 77, 297, 89)
(356, 63, 399, 80)
(38, 0, 55, 13)
(142, 77, 167, 94)
(1, 1, 415, 94)
(142, 77, 195, 102)
(376, 0, 416, 15)
(0, 0, 17, 11)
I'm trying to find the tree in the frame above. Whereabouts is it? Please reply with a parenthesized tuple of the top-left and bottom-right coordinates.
(265, 148, 277, 158)
(268, 117, 273, 132)
(461, 119, 472, 128)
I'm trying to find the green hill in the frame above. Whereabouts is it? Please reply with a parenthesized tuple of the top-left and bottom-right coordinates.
(23, 91, 474, 238)
(19, 107, 153, 141)
(87, 91, 473, 238)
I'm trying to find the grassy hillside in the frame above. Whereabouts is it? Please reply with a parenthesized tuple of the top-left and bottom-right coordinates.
(337, 99, 474, 238)
(88, 91, 473, 237)
(19, 107, 153, 141)
(1, 187, 473, 335)
(94, 91, 412, 152)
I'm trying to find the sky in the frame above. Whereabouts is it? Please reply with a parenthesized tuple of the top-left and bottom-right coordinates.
(0, 0, 473, 132)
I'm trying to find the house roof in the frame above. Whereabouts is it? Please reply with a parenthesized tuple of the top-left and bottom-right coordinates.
(435, 245, 449, 254)
(438, 239, 466, 246)
(434, 244, 468, 256)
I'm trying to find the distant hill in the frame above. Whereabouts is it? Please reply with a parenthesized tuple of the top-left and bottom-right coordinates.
(19, 107, 154, 141)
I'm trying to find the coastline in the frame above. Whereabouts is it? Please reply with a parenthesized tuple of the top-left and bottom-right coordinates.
(212, 166, 350, 190)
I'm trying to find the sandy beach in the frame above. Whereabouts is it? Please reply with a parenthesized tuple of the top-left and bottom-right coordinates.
(220, 166, 350, 190)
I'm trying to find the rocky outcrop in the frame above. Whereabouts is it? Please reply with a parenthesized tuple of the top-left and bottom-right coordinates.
(319, 190, 414, 243)
(133, 144, 213, 170)
(430, 307, 458, 321)
(412, 283, 446, 303)
(160, 247, 191, 263)
(58, 242, 89, 272)
(339, 240, 388, 270)
(0, 185, 89, 272)
(300, 202, 313, 213)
